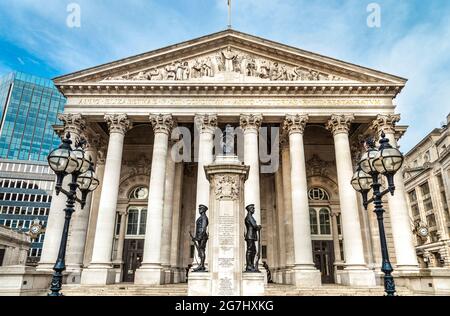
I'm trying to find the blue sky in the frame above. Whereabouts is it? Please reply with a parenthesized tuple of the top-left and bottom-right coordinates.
(1, 0, 449, 152)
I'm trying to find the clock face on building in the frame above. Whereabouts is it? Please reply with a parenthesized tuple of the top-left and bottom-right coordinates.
(418, 226, 429, 237)
(30, 224, 41, 236)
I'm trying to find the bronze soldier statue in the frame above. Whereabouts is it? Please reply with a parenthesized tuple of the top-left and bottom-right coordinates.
(191, 204, 209, 272)
(245, 204, 262, 272)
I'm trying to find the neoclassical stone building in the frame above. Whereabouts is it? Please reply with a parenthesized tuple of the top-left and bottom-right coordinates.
(36, 30, 421, 291)
(404, 113, 450, 269)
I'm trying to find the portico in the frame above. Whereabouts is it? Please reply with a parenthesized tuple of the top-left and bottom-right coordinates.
(38, 30, 418, 292)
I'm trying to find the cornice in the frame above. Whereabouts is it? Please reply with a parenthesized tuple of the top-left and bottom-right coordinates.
(57, 82, 403, 98)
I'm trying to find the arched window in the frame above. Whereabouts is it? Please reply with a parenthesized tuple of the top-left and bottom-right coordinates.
(129, 186, 149, 200)
(319, 208, 331, 235)
(308, 188, 330, 201)
(309, 208, 318, 234)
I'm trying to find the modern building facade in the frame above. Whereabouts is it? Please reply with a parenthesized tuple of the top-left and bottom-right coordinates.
(404, 113, 450, 269)
(0, 72, 65, 264)
(31, 30, 450, 294)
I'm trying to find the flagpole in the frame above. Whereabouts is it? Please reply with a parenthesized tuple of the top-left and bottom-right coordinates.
(228, 0, 232, 29)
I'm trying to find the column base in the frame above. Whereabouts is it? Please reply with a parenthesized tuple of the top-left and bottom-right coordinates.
(35, 263, 55, 272)
(134, 266, 165, 285)
(164, 268, 173, 284)
(284, 267, 294, 285)
(172, 268, 182, 284)
(338, 267, 376, 287)
(188, 272, 212, 296)
(80, 267, 116, 285)
(242, 272, 265, 296)
(395, 265, 420, 274)
(292, 266, 322, 288)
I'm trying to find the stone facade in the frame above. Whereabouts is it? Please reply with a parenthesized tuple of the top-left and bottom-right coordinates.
(28, 30, 431, 294)
(404, 113, 450, 269)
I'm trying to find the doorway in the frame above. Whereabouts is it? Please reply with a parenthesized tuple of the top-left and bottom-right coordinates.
(122, 239, 144, 282)
(312, 240, 335, 284)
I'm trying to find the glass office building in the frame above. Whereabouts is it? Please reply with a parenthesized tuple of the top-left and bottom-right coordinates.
(0, 72, 65, 161)
(0, 72, 65, 265)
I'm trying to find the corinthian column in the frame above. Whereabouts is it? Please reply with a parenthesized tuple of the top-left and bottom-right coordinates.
(372, 114, 419, 272)
(194, 114, 218, 209)
(283, 114, 321, 287)
(135, 114, 174, 285)
(66, 133, 101, 279)
(81, 114, 131, 285)
(37, 114, 86, 271)
(327, 114, 375, 286)
(240, 114, 263, 224)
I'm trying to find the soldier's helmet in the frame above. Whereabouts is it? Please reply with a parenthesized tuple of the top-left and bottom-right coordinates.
(246, 204, 255, 212)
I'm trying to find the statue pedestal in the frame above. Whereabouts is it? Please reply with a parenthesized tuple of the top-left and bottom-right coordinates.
(188, 272, 212, 296)
(242, 273, 265, 296)
(188, 155, 249, 296)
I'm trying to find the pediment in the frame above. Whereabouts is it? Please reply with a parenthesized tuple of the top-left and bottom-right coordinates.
(54, 30, 406, 86)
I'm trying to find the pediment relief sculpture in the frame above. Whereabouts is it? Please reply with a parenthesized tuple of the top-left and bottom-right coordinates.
(103, 46, 349, 83)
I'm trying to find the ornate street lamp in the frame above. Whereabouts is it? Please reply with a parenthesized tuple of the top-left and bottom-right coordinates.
(351, 132, 404, 296)
(46, 132, 99, 296)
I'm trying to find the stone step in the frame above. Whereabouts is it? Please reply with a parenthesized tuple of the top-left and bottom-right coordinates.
(60, 284, 417, 296)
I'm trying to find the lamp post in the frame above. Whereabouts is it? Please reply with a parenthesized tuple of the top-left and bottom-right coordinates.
(351, 131, 404, 296)
(46, 132, 99, 296)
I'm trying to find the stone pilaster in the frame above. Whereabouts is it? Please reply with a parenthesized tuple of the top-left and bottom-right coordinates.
(283, 114, 321, 287)
(327, 114, 375, 286)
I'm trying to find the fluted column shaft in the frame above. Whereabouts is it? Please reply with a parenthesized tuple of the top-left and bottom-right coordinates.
(114, 209, 128, 264)
(284, 115, 315, 269)
(327, 114, 367, 268)
(38, 114, 86, 271)
(240, 114, 263, 224)
(66, 138, 99, 272)
(89, 114, 131, 267)
(194, 114, 217, 209)
(372, 114, 419, 271)
(135, 114, 174, 285)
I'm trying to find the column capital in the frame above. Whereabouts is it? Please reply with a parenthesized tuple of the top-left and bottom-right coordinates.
(194, 114, 218, 134)
(326, 114, 354, 135)
(283, 114, 309, 135)
(57, 113, 86, 137)
(105, 114, 132, 135)
(371, 114, 401, 135)
(149, 114, 174, 135)
(240, 114, 263, 132)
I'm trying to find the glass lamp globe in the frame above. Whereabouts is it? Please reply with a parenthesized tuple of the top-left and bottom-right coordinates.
(77, 169, 100, 192)
(73, 148, 91, 174)
(372, 136, 404, 175)
(359, 146, 378, 175)
(351, 169, 373, 192)
(47, 145, 78, 175)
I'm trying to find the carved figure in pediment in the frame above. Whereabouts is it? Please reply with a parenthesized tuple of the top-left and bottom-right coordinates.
(165, 62, 177, 80)
(259, 60, 270, 79)
(148, 67, 162, 80)
(308, 70, 320, 80)
(202, 57, 214, 77)
(133, 71, 148, 80)
(292, 67, 305, 81)
(182, 62, 190, 80)
(279, 65, 289, 81)
(222, 45, 238, 72)
(247, 58, 257, 77)
(175, 61, 185, 80)
(215, 53, 225, 72)
(270, 62, 281, 81)
(191, 59, 202, 78)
